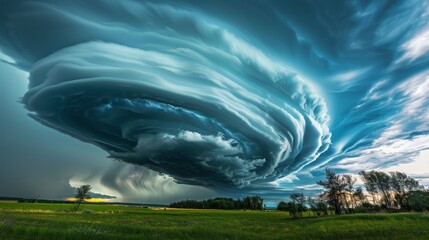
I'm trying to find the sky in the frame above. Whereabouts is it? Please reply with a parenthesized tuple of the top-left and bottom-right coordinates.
(1, 0, 429, 205)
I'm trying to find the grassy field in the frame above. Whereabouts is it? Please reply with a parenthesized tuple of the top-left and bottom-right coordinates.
(1, 202, 428, 240)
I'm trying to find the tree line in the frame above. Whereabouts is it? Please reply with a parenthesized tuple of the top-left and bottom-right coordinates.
(277, 169, 429, 218)
(170, 196, 264, 210)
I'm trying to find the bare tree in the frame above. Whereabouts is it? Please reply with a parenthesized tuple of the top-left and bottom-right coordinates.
(73, 185, 92, 212)
(359, 170, 393, 209)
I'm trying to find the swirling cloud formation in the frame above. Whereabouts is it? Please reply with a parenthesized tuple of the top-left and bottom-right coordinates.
(0, 1, 330, 189)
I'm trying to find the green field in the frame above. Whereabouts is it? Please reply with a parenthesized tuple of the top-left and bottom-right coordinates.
(1, 202, 428, 240)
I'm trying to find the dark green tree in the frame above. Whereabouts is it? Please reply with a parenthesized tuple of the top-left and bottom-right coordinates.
(277, 201, 290, 211)
(317, 168, 345, 215)
(404, 190, 429, 211)
(307, 197, 328, 217)
(289, 193, 306, 218)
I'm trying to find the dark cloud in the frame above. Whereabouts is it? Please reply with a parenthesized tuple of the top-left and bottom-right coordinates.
(97, 161, 217, 203)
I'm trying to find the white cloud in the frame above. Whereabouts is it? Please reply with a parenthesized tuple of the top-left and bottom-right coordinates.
(384, 150, 429, 186)
(270, 173, 299, 186)
(334, 68, 368, 82)
(334, 70, 429, 173)
(399, 24, 429, 62)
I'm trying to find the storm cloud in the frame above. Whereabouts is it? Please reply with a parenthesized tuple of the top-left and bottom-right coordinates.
(1, 0, 429, 198)
(0, 1, 330, 190)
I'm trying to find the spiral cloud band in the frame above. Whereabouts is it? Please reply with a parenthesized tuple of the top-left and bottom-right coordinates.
(1, 1, 330, 189)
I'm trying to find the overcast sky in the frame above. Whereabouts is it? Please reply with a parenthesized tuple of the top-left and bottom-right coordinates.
(1, 0, 429, 205)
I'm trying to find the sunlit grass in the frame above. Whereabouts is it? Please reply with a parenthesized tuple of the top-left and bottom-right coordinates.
(1, 202, 428, 240)
(65, 198, 113, 203)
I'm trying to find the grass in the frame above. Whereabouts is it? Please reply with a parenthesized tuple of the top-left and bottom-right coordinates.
(1, 202, 428, 240)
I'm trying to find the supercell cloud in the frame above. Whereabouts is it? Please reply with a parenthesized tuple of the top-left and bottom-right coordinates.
(1, 0, 429, 196)
(0, 1, 330, 190)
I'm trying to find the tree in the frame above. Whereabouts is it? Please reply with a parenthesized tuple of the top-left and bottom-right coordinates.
(352, 187, 366, 207)
(73, 185, 92, 212)
(289, 193, 306, 218)
(307, 197, 328, 217)
(390, 171, 421, 209)
(359, 171, 378, 205)
(359, 170, 392, 209)
(243, 196, 264, 210)
(340, 174, 357, 213)
(317, 168, 344, 215)
(404, 190, 429, 211)
(277, 201, 290, 211)
(359, 170, 422, 210)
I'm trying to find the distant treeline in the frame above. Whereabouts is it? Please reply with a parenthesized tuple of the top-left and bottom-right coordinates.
(170, 196, 264, 210)
(17, 198, 72, 204)
(169, 169, 429, 217)
(277, 169, 429, 218)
